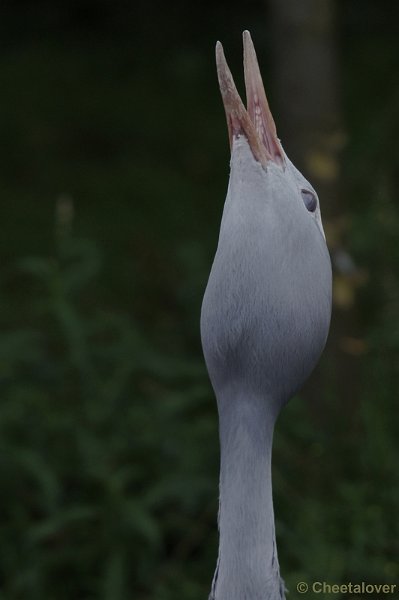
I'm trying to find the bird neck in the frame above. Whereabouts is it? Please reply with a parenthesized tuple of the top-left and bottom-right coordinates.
(211, 388, 285, 600)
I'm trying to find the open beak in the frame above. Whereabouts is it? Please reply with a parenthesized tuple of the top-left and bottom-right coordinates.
(216, 30, 284, 168)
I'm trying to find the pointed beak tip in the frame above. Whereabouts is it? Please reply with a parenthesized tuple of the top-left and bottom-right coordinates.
(215, 31, 284, 169)
(242, 30, 254, 51)
(215, 41, 226, 66)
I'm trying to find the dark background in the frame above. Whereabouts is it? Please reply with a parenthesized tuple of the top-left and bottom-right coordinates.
(0, 1, 398, 598)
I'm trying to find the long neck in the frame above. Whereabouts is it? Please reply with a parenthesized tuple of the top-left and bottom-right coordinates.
(211, 388, 285, 600)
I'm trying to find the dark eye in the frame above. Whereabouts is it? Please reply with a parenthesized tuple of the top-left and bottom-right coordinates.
(301, 189, 317, 212)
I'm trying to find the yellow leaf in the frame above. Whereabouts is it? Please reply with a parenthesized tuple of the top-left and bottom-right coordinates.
(305, 150, 339, 182)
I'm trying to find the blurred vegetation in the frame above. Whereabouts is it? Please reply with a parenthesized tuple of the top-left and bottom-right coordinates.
(0, 1, 398, 598)
(1, 214, 217, 599)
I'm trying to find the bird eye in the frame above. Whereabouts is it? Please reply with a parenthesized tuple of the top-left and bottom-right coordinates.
(301, 189, 317, 212)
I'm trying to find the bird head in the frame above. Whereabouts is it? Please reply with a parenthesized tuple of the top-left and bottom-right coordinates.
(201, 31, 332, 412)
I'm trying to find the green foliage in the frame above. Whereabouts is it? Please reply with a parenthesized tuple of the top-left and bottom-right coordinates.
(0, 226, 218, 599)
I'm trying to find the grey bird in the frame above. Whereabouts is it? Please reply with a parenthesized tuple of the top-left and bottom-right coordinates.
(200, 31, 332, 600)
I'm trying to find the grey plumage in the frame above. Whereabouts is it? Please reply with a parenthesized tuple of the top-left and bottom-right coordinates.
(201, 32, 332, 600)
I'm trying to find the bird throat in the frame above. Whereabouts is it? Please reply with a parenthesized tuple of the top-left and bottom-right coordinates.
(211, 389, 286, 600)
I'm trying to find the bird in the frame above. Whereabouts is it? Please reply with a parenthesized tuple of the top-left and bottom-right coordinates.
(200, 31, 332, 600)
